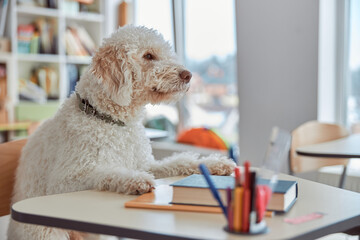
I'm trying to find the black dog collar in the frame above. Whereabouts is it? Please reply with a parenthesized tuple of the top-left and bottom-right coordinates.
(76, 92, 125, 127)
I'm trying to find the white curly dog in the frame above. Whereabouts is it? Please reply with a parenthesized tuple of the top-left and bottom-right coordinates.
(8, 25, 235, 240)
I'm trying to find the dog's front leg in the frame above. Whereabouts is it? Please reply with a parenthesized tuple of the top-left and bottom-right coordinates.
(89, 168, 155, 195)
(149, 152, 236, 178)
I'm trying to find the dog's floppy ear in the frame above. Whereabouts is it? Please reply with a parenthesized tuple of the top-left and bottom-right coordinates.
(91, 45, 133, 106)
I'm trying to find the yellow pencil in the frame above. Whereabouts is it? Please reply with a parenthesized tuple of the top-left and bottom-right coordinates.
(265, 210, 274, 218)
(233, 187, 243, 232)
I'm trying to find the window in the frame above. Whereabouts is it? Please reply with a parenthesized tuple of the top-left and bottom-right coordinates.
(182, 0, 238, 144)
(339, 0, 360, 172)
(134, 0, 238, 145)
(346, 0, 360, 132)
(134, 0, 174, 45)
(134, 0, 179, 137)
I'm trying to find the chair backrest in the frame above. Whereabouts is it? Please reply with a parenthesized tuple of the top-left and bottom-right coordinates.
(290, 121, 349, 173)
(0, 139, 27, 216)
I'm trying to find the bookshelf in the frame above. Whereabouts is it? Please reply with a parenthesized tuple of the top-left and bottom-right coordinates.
(7, 0, 107, 123)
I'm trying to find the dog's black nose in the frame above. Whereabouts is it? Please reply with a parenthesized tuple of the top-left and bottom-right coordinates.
(179, 70, 192, 83)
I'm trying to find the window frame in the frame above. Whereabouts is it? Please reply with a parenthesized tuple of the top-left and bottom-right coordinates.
(171, 0, 187, 133)
(335, 0, 351, 126)
(318, 0, 353, 127)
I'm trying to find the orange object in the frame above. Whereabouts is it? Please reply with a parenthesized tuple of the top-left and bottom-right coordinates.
(118, 1, 128, 27)
(177, 128, 227, 150)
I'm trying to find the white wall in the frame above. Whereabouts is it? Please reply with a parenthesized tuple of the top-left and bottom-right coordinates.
(235, 0, 320, 169)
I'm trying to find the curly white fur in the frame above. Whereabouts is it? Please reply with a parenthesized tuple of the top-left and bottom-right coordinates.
(7, 25, 235, 240)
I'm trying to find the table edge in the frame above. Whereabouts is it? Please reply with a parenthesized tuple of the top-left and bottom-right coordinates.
(11, 207, 195, 240)
(12, 206, 360, 240)
(288, 215, 360, 240)
(296, 150, 360, 159)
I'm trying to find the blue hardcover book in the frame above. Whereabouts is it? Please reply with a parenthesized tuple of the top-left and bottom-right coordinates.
(257, 178, 298, 213)
(170, 174, 298, 213)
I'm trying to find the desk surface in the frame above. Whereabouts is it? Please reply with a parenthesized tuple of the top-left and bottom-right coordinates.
(12, 175, 360, 240)
(296, 133, 360, 158)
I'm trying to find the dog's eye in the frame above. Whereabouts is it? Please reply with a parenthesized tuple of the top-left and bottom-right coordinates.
(143, 53, 155, 60)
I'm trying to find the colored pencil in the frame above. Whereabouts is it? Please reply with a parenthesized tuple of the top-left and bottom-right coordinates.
(233, 186, 243, 232)
(199, 164, 228, 219)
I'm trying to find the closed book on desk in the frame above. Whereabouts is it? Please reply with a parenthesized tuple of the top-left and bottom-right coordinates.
(170, 174, 298, 213)
(124, 185, 223, 214)
(257, 178, 298, 213)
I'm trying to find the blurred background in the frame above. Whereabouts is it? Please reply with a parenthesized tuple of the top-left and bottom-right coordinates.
(0, 0, 240, 154)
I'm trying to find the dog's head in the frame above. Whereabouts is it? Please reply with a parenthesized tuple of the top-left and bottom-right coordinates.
(91, 25, 192, 107)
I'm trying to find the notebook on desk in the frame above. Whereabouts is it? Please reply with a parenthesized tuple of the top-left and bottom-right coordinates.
(125, 176, 297, 213)
(124, 184, 222, 213)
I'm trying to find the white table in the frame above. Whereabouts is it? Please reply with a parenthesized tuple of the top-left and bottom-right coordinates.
(296, 134, 360, 158)
(11, 175, 360, 240)
(145, 128, 168, 140)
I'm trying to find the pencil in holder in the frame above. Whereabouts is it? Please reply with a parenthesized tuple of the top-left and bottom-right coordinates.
(198, 162, 271, 235)
(224, 162, 271, 235)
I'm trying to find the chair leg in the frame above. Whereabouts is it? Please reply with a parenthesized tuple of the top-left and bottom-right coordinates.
(338, 164, 347, 188)
(343, 225, 360, 237)
(288, 150, 294, 175)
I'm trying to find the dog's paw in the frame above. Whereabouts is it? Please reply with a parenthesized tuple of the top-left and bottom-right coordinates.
(123, 173, 155, 195)
(200, 154, 236, 176)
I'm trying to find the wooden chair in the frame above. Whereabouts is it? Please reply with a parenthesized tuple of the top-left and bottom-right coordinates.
(0, 139, 27, 217)
(290, 121, 349, 188)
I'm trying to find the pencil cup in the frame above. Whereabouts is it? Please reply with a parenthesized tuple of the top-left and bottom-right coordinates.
(224, 211, 269, 235)
(198, 163, 271, 236)
(222, 163, 272, 235)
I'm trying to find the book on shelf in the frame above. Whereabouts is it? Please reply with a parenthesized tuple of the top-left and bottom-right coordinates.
(17, 18, 57, 54)
(37, 67, 58, 99)
(30, 32, 40, 54)
(63, 0, 79, 14)
(17, 0, 56, 8)
(65, 28, 87, 56)
(17, 0, 38, 7)
(67, 64, 87, 96)
(17, 24, 35, 54)
(46, 0, 57, 8)
(74, 25, 96, 55)
(28, 66, 59, 100)
(63, 0, 98, 14)
(19, 78, 47, 103)
(0, 0, 9, 37)
(170, 174, 298, 213)
(65, 25, 96, 56)
(35, 18, 56, 54)
(67, 64, 79, 96)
